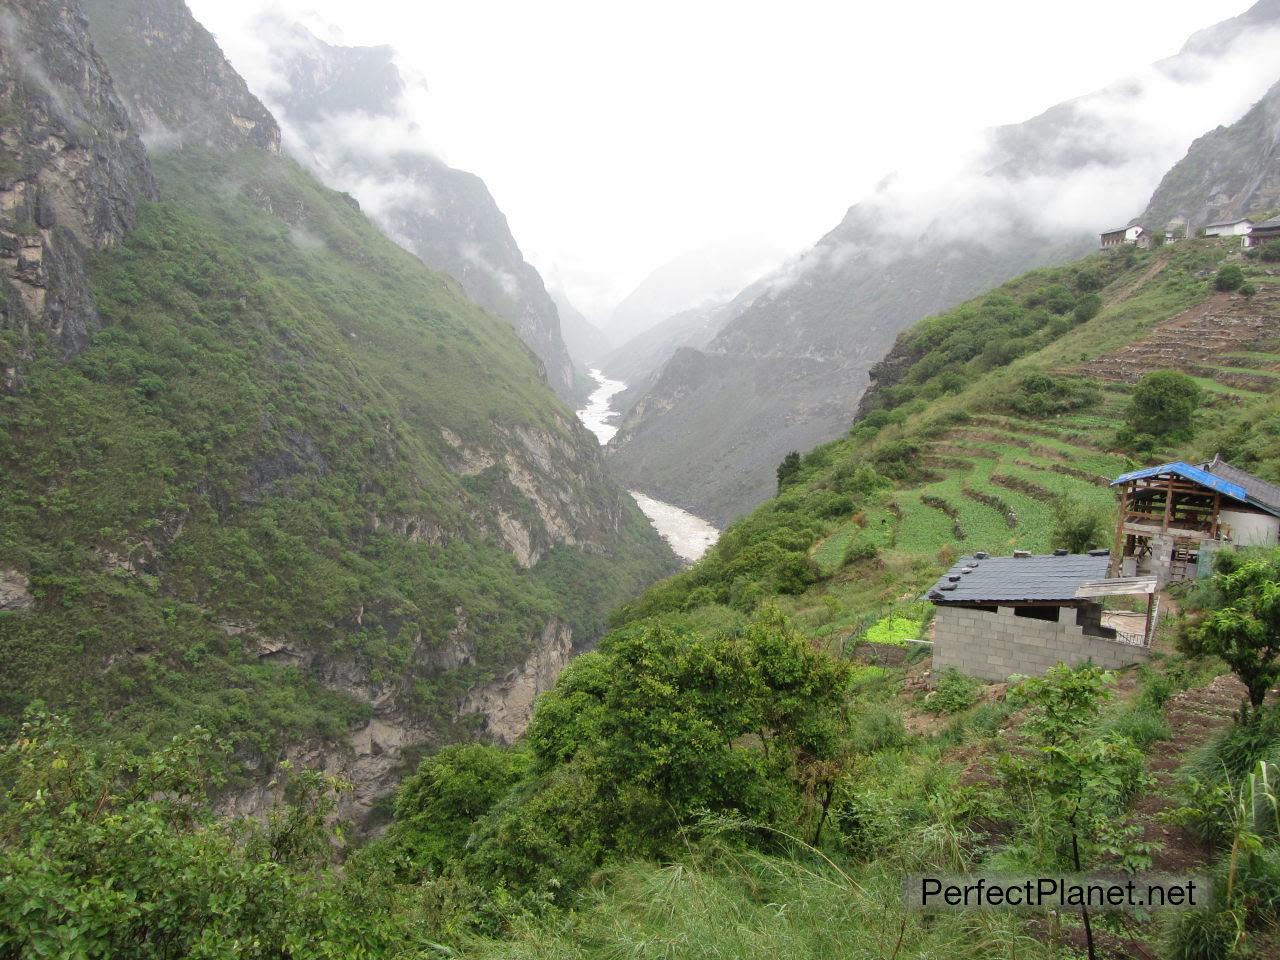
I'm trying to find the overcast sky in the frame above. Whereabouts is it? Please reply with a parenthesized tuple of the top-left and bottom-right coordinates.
(187, 0, 1259, 320)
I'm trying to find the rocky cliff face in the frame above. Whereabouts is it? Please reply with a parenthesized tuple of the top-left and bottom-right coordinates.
(0, 0, 155, 371)
(608, 0, 1280, 525)
(79, 0, 279, 152)
(232, 18, 579, 403)
(1141, 78, 1280, 232)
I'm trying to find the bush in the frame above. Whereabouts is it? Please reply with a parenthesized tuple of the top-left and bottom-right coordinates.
(1162, 908, 1242, 960)
(1261, 240, 1280, 263)
(1050, 495, 1111, 553)
(1072, 292, 1102, 324)
(925, 667, 982, 714)
(1215, 264, 1245, 292)
(1241, 282, 1257, 297)
(842, 539, 880, 567)
(1074, 268, 1104, 292)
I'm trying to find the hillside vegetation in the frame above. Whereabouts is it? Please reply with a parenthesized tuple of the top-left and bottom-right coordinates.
(9, 231, 1280, 959)
(0, 141, 673, 783)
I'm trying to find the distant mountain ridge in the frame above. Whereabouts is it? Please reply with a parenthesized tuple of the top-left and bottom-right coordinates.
(231, 17, 580, 402)
(608, 0, 1280, 526)
(1140, 77, 1280, 232)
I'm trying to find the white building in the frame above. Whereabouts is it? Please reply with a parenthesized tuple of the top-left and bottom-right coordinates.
(1204, 218, 1254, 238)
(1101, 224, 1155, 249)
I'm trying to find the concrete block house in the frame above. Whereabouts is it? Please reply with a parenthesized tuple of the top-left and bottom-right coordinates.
(1109, 457, 1280, 585)
(927, 551, 1155, 682)
(1100, 224, 1155, 249)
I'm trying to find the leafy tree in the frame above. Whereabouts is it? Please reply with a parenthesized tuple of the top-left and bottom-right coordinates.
(1215, 264, 1245, 292)
(1124, 370, 1201, 440)
(1183, 549, 1280, 712)
(1050, 495, 1111, 553)
(1001, 666, 1150, 960)
(382, 743, 530, 877)
(776, 451, 802, 492)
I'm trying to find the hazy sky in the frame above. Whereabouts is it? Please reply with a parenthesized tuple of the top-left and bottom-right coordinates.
(188, 0, 1258, 319)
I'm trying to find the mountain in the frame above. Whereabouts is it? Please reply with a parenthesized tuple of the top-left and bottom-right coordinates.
(0, 0, 156, 371)
(604, 241, 784, 346)
(226, 17, 580, 403)
(551, 287, 612, 366)
(608, 0, 1280, 526)
(0, 0, 675, 826)
(1141, 76, 1280, 232)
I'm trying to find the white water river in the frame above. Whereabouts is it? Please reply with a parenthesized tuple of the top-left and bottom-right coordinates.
(576, 368, 719, 563)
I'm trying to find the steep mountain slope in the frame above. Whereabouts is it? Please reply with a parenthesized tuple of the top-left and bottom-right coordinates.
(0, 0, 674, 825)
(1141, 76, 1280, 232)
(609, 0, 1280, 526)
(0, 0, 155, 369)
(604, 241, 783, 346)
(551, 287, 611, 367)
(230, 17, 580, 403)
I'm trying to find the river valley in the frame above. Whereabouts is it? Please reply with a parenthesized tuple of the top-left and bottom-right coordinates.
(576, 369, 719, 563)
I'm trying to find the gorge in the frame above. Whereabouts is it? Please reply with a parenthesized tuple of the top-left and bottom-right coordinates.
(575, 368, 719, 563)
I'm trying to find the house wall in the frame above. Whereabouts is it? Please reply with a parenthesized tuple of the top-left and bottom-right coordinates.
(933, 604, 1149, 682)
(1205, 221, 1252, 237)
(1221, 509, 1280, 547)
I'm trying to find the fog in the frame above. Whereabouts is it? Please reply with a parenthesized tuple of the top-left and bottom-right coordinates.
(187, 0, 1268, 320)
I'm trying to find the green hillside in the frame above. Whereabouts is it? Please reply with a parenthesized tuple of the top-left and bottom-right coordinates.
(0, 142, 674, 766)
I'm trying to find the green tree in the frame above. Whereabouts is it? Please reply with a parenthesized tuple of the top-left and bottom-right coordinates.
(382, 743, 530, 877)
(776, 451, 802, 492)
(1125, 369, 1201, 440)
(1001, 666, 1150, 960)
(1260, 240, 1280, 263)
(1074, 267, 1104, 292)
(1050, 495, 1111, 553)
(1215, 264, 1245, 292)
(1183, 549, 1280, 712)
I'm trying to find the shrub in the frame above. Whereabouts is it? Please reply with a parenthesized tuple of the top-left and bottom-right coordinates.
(925, 667, 982, 714)
(1261, 240, 1280, 263)
(1050, 495, 1111, 553)
(1072, 292, 1102, 324)
(842, 539, 880, 567)
(1241, 282, 1257, 297)
(1074, 268, 1104, 292)
(1162, 909, 1242, 960)
(1215, 264, 1245, 292)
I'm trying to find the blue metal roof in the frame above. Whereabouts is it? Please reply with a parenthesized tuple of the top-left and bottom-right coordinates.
(1110, 461, 1249, 503)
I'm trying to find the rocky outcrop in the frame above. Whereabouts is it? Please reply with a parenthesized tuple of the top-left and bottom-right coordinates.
(0, 569, 33, 611)
(0, 0, 155, 363)
(221, 617, 574, 825)
(1141, 78, 1280, 234)
(80, 0, 280, 152)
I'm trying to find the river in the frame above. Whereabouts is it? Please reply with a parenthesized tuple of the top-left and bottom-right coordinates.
(576, 368, 719, 563)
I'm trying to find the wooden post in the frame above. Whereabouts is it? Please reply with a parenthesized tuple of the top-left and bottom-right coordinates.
(1211, 491, 1221, 540)
(1109, 483, 1129, 577)
(1163, 476, 1175, 531)
(1144, 592, 1156, 647)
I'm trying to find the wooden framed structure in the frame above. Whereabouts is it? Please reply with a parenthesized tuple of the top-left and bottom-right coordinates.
(1109, 459, 1280, 583)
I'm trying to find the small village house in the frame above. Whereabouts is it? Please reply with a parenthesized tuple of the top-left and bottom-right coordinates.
(1245, 215, 1280, 248)
(1203, 217, 1254, 238)
(1109, 457, 1280, 585)
(927, 551, 1155, 682)
(1100, 224, 1155, 249)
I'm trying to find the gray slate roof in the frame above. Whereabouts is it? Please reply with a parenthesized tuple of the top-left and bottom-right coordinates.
(925, 553, 1111, 604)
(1252, 216, 1280, 231)
(1202, 455, 1280, 515)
